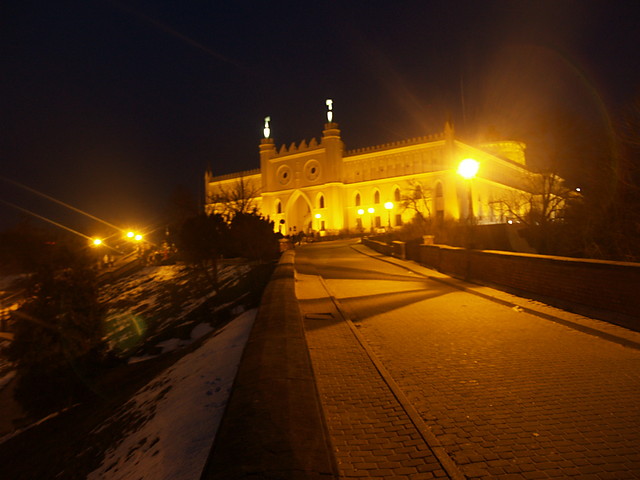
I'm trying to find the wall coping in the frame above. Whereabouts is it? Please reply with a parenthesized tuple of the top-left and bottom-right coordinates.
(423, 244, 640, 271)
(200, 250, 338, 479)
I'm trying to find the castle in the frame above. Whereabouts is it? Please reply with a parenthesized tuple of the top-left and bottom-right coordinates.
(205, 101, 533, 236)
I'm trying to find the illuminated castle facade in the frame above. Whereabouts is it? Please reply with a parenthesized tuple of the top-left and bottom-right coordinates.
(205, 102, 533, 236)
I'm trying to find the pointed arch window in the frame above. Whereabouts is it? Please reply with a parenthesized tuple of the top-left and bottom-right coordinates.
(318, 194, 325, 209)
(394, 188, 401, 202)
(355, 193, 361, 206)
(374, 190, 380, 204)
(276, 200, 282, 214)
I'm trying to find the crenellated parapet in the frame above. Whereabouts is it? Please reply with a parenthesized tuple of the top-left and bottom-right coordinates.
(273, 137, 320, 157)
(208, 168, 261, 183)
(478, 141, 527, 166)
(345, 133, 445, 156)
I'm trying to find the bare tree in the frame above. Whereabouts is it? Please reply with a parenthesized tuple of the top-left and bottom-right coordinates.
(207, 176, 261, 221)
(585, 95, 640, 261)
(490, 170, 578, 253)
(400, 180, 432, 224)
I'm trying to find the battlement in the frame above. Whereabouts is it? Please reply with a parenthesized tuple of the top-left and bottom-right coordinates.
(478, 141, 527, 165)
(208, 168, 261, 183)
(272, 137, 321, 157)
(345, 133, 445, 156)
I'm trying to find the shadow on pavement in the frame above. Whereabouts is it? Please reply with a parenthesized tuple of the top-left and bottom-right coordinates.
(296, 261, 427, 283)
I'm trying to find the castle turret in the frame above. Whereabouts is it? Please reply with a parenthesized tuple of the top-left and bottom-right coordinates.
(321, 100, 343, 182)
(259, 116, 276, 192)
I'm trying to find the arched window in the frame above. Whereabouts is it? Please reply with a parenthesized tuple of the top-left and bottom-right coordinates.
(318, 194, 325, 209)
(394, 188, 401, 202)
(355, 193, 361, 206)
(435, 182, 443, 198)
(276, 200, 282, 214)
(374, 190, 380, 204)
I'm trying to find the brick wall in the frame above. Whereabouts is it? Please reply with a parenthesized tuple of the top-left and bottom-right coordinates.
(419, 245, 640, 328)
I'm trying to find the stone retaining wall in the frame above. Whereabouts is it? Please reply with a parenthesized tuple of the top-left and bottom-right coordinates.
(419, 244, 640, 330)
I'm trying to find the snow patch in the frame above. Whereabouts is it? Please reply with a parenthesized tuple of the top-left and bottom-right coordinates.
(87, 308, 256, 480)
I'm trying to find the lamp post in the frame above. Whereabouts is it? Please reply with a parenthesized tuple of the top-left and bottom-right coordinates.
(357, 208, 365, 234)
(457, 158, 479, 252)
(384, 201, 393, 229)
(367, 207, 375, 233)
(457, 158, 479, 223)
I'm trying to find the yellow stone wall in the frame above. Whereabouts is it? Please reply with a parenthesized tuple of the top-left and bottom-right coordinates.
(205, 122, 532, 235)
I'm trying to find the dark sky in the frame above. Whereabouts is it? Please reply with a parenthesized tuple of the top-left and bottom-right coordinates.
(2, 0, 639, 236)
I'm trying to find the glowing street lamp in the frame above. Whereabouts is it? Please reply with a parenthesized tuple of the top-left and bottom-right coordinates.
(384, 201, 394, 229)
(126, 231, 143, 242)
(356, 208, 365, 234)
(367, 207, 375, 232)
(457, 158, 479, 180)
(457, 158, 479, 223)
(92, 238, 103, 247)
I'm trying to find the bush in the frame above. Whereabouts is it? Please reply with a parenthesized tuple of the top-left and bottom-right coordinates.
(228, 212, 279, 261)
(177, 213, 228, 265)
(7, 267, 107, 416)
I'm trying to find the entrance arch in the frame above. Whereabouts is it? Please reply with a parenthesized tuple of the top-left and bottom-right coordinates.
(286, 190, 313, 234)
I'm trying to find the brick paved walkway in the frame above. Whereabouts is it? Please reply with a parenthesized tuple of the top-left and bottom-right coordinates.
(295, 241, 640, 480)
(297, 273, 453, 480)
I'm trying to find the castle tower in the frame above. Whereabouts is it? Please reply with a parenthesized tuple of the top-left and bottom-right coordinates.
(320, 100, 343, 183)
(259, 116, 276, 192)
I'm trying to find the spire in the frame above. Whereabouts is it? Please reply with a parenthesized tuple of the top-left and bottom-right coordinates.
(325, 99, 333, 123)
(263, 116, 271, 139)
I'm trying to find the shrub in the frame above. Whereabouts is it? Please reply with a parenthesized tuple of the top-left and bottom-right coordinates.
(7, 267, 107, 416)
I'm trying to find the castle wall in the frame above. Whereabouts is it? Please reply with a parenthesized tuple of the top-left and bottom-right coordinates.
(205, 121, 534, 235)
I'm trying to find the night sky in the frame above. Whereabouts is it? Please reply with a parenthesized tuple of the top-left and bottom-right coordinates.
(2, 0, 639, 236)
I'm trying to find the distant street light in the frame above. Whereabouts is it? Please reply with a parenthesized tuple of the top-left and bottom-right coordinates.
(356, 208, 365, 234)
(384, 201, 393, 229)
(367, 207, 375, 233)
(92, 238, 102, 246)
(126, 231, 143, 241)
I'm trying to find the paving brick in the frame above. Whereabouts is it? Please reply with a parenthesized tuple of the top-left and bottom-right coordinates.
(295, 243, 640, 479)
